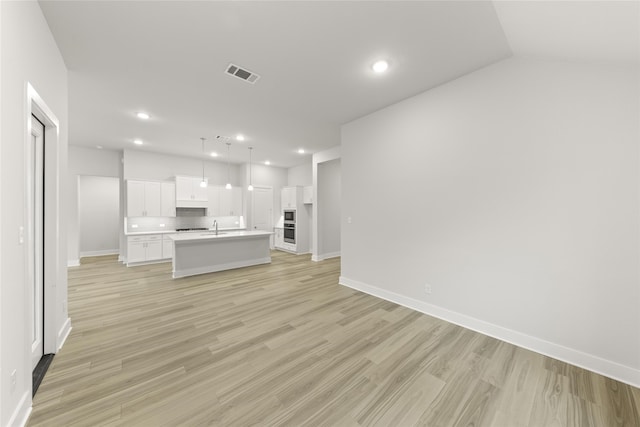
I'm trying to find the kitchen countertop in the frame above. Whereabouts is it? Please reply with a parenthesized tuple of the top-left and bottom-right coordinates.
(168, 230, 273, 242)
(125, 227, 245, 236)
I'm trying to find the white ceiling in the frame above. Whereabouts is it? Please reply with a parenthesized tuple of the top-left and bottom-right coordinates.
(493, 1, 639, 65)
(38, 1, 638, 168)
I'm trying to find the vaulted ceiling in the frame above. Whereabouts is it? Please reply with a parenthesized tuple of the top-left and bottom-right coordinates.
(39, 1, 638, 167)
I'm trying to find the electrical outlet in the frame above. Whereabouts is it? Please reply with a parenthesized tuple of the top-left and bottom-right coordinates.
(424, 284, 432, 294)
(10, 369, 16, 392)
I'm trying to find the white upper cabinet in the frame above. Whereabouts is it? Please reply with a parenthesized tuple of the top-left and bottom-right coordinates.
(207, 185, 222, 217)
(127, 180, 161, 217)
(281, 186, 297, 210)
(207, 185, 242, 217)
(192, 179, 208, 201)
(303, 186, 313, 204)
(176, 176, 208, 207)
(220, 187, 243, 216)
(127, 181, 146, 217)
(161, 182, 176, 217)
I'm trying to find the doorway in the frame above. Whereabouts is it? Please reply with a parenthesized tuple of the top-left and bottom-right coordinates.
(29, 114, 55, 396)
(26, 83, 67, 400)
(29, 114, 45, 371)
(78, 176, 120, 258)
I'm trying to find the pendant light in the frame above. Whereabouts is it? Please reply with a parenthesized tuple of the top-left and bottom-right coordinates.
(247, 147, 254, 192)
(225, 142, 232, 190)
(199, 137, 207, 188)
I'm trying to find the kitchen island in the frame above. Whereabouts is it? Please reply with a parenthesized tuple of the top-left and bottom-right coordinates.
(167, 230, 273, 278)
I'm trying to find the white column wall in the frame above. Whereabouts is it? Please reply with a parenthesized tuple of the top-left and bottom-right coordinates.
(1, 2, 69, 425)
(317, 159, 341, 259)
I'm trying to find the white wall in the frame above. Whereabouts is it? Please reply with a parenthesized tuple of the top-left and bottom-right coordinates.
(242, 163, 288, 230)
(317, 159, 341, 259)
(288, 163, 312, 186)
(341, 57, 640, 386)
(123, 149, 241, 185)
(1, 2, 69, 425)
(68, 146, 122, 265)
(78, 176, 120, 257)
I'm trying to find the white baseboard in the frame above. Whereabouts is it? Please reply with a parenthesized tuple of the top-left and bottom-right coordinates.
(339, 276, 640, 388)
(57, 317, 72, 350)
(312, 251, 341, 262)
(7, 390, 31, 427)
(80, 249, 119, 258)
(173, 257, 271, 279)
(275, 247, 307, 256)
(67, 259, 80, 267)
(126, 258, 170, 267)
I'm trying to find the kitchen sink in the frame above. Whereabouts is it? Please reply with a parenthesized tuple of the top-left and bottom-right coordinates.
(201, 232, 226, 236)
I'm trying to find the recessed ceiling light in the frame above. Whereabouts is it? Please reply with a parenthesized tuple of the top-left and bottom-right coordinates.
(264, 160, 271, 166)
(96, 145, 103, 149)
(236, 134, 245, 141)
(210, 152, 218, 157)
(136, 112, 150, 119)
(297, 149, 305, 154)
(372, 60, 389, 73)
(133, 139, 143, 145)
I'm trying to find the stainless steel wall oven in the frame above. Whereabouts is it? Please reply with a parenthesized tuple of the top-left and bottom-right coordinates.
(283, 223, 295, 244)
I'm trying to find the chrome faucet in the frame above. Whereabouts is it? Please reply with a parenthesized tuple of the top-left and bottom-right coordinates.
(212, 220, 218, 235)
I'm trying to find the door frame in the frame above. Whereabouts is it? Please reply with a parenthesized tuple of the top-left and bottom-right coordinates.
(28, 115, 45, 370)
(25, 83, 65, 366)
(311, 147, 341, 262)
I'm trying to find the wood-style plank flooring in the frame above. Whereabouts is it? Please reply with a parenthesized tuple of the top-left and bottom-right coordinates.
(29, 251, 640, 426)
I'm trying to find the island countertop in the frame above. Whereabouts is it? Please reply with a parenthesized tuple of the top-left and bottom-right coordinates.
(168, 230, 273, 242)
(125, 227, 246, 236)
(168, 230, 273, 278)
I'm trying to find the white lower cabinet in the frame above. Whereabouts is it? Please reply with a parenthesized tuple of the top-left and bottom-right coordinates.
(146, 240, 162, 260)
(280, 242, 296, 252)
(274, 228, 284, 249)
(162, 234, 174, 259)
(127, 234, 163, 265)
(274, 228, 296, 253)
(127, 241, 147, 263)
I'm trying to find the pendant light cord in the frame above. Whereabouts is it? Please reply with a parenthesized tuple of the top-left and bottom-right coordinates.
(226, 142, 232, 189)
(200, 137, 206, 184)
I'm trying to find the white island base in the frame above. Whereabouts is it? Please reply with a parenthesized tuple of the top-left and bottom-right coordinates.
(169, 231, 273, 279)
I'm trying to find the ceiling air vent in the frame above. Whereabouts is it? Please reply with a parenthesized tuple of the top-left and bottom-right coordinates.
(226, 63, 260, 84)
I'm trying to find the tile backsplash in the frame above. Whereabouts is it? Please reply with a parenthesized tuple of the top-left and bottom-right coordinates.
(126, 215, 244, 233)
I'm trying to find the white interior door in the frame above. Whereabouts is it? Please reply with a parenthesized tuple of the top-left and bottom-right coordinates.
(30, 115, 45, 370)
(252, 187, 273, 233)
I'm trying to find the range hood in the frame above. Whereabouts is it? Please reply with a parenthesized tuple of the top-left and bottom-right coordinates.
(176, 200, 208, 208)
(176, 207, 207, 217)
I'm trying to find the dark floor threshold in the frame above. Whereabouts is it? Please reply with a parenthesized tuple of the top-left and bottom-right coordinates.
(32, 354, 54, 397)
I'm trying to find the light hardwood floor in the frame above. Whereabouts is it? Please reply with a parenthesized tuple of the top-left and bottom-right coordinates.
(29, 251, 639, 426)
